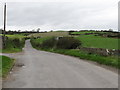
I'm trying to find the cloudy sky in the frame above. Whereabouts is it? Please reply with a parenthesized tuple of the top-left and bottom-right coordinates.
(0, 0, 119, 31)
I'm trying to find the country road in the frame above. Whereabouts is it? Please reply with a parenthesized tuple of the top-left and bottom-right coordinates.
(3, 40, 118, 88)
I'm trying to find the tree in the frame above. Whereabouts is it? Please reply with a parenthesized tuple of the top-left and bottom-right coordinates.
(18, 30, 21, 32)
(109, 29, 113, 32)
(32, 29, 35, 32)
(37, 28, 40, 32)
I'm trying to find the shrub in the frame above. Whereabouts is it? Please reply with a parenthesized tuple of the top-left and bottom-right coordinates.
(41, 37, 57, 48)
(56, 37, 81, 49)
(33, 37, 81, 49)
(4, 38, 25, 50)
(12, 38, 21, 47)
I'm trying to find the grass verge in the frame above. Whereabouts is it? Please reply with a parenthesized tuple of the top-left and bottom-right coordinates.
(0, 55, 15, 78)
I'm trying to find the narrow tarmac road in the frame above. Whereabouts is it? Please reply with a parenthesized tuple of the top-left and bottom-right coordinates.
(3, 40, 118, 88)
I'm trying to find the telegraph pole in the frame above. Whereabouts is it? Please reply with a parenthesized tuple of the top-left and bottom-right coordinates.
(3, 3, 6, 49)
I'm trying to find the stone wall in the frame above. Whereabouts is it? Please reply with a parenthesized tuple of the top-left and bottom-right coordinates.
(79, 47, 120, 56)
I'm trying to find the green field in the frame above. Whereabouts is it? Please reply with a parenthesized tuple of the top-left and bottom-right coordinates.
(5, 34, 26, 39)
(71, 31, 107, 34)
(75, 35, 119, 50)
(31, 34, 119, 50)
(30, 32, 69, 37)
(30, 31, 119, 50)
(0, 55, 15, 77)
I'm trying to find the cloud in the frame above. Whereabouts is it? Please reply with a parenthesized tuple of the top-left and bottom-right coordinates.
(0, 0, 119, 31)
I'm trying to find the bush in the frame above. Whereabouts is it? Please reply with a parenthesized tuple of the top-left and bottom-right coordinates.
(41, 37, 57, 48)
(1, 55, 14, 77)
(12, 38, 21, 48)
(56, 37, 81, 49)
(2, 37, 25, 53)
(32, 37, 81, 49)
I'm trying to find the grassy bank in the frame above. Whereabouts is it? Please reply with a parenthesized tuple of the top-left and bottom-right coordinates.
(30, 37, 119, 69)
(0, 55, 15, 77)
(45, 49, 119, 69)
(2, 38, 25, 53)
(1, 34, 26, 53)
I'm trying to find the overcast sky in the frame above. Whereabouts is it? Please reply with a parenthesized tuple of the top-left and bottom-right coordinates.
(0, 0, 119, 31)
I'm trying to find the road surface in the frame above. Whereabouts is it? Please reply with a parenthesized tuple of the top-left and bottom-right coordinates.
(3, 40, 118, 88)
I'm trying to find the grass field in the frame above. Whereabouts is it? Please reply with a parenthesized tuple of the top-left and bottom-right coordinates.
(5, 34, 26, 39)
(30, 31, 119, 50)
(0, 55, 15, 77)
(75, 35, 119, 50)
(71, 31, 107, 34)
(29, 31, 69, 37)
(31, 34, 119, 50)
